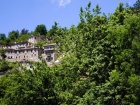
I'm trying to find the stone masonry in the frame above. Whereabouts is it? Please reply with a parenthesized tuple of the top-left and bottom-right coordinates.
(0, 35, 56, 64)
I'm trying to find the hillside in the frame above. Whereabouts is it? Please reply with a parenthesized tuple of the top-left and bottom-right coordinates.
(0, 1, 140, 105)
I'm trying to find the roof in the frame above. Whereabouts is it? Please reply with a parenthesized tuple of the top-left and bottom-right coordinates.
(43, 43, 56, 46)
(29, 35, 46, 38)
(5, 48, 15, 50)
(15, 47, 40, 50)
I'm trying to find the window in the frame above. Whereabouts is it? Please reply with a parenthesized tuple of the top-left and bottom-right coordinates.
(50, 50, 53, 53)
(45, 51, 48, 54)
(47, 56, 53, 62)
(45, 46, 48, 49)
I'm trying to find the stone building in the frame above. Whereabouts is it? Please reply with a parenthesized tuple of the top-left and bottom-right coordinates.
(28, 35, 46, 44)
(0, 35, 56, 64)
(42, 44, 56, 61)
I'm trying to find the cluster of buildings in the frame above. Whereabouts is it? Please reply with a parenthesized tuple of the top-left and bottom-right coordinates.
(0, 35, 56, 65)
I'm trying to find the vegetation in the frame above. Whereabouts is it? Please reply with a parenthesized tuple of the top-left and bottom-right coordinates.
(34, 24, 47, 36)
(130, 0, 140, 14)
(0, 49, 6, 60)
(0, 1, 140, 105)
(8, 30, 20, 41)
(0, 34, 6, 40)
(0, 60, 11, 72)
(16, 34, 30, 43)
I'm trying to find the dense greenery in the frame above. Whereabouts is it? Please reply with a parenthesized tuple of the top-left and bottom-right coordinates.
(0, 34, 6, 40)
(0, 25, 48, 45)
(0, 1, 140, 105)
(34, 24, 47, 36)
(130, 0, 140, 14)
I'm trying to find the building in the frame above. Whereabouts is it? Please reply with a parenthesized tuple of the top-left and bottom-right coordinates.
(42, 44, 56, 61)
(0, 35, 56, 64)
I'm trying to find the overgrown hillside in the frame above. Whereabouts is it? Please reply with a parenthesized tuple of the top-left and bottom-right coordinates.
(0, 1, 140, 105)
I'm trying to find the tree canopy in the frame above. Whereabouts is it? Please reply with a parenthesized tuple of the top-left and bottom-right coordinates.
(0, 34, 6, 40)
(34, 24, 47, 36)
(8, 30, 19, 40)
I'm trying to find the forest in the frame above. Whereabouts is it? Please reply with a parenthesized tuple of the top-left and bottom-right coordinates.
(0, 0, 140, 105)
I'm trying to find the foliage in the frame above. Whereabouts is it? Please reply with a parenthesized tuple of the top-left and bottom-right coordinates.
(20, 28, 29, 35)
(34, 24, 47, 36)
(130, 0, 140, 14)
(0, 34, 6, 40)
(0, 60, 9, 72)
(0, 62, 59, 105)
(0, 34, 6, 45)
(0, 49, 6, 60)
(0, 2, 140, 105)
(8, 30, 19, 41)
(47, 22, 58, 38)
(0, 59, 13, 72)
(16, 34, 30, 43)
(35, 41, 47, 48)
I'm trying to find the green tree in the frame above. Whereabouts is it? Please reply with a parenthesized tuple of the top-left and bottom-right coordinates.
(0, 60, 10, 72)
(0, 49, 6, 60)
(17, 34, 30, 42)
(0, 34, 6, 40)
(47, 22, 58, 39)
(20, 28, 29, 35)
(130, 0, 140, 14)
(55, 2, 140, 104)
(0, 62, 59, 105)
(8, 30, 19, 41)
(34, 24, 47, 36)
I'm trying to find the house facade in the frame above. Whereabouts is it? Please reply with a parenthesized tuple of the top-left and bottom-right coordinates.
(42, 44, 56, 61)
(0, 36, 56, 64)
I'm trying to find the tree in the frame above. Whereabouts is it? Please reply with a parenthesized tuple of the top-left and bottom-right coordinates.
(17, 34, 30, 43)
(47, 22, 58, 38)
(130, 0, 140, 14)
(20, 28, 29, 35)
(0, 49, 6, 60)
(0, 34, 6, 40)
(8, 30, 19, 41)
(34, 24, 47, 36)
(0, 60, 10, 72)
(133, 0, 140, 9)
(0, 62, 59, 105)
(54, 2, 140, 104)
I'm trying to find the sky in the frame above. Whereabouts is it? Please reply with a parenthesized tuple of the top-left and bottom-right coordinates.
(0, 0, 136, 36)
